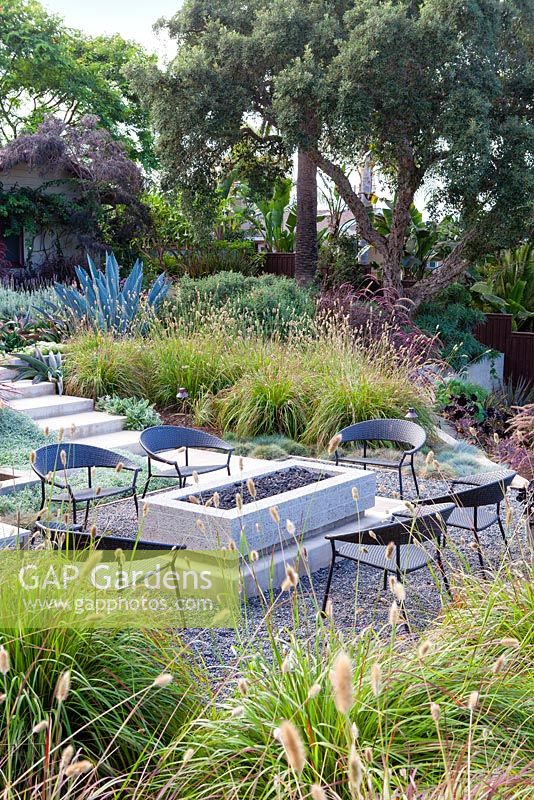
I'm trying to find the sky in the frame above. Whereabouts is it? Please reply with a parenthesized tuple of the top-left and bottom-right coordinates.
(43, 0, 180, 55)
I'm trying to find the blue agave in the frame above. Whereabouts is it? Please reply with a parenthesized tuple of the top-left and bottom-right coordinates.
(45, 253, 169, 335)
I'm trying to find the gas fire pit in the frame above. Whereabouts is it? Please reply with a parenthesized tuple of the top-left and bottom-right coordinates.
(142, 458, 376, 595)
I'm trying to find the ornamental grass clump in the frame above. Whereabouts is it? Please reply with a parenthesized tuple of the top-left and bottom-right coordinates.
(155, 561, 534, 800)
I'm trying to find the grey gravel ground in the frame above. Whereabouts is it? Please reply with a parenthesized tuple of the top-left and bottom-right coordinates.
(94, 469, 529, 678)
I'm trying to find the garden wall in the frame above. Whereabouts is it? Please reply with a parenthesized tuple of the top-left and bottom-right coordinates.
(474, 313, 534, 383)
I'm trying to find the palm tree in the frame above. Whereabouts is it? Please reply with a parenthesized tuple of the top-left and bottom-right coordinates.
(295, 148, 318, 285)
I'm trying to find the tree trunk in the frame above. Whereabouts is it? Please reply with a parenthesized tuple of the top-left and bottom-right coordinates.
(295, 147, 318, 285)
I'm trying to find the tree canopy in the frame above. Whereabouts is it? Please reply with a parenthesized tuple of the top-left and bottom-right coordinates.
(0, 0, 157, 167)
(136, 0, 533, 304)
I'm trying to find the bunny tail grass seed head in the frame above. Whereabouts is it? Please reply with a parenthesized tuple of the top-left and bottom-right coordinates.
(60, 745, 75, 770)
(237, 678, 248, 696)
(32, 719, 49, 734)
(55, 670, 70, 703)
(114, 461, 124, 473)
(430, 702, 441, 723)
(329, 651, 353, 714)
(418, 640, 431, 658)
(307, 682, 321, 700)
(153, 672, 173, 688)
(385, 541, 395, 561)
(500, 637, 520, 648)
(29, 450, 36, 465)
(388, 600, 400, 626)
(279, 720, 306, 774)
(285, 563, 299, 587)
(183, 747, 195, 764)
(269, 505, 280, 524)
(467, 690, 479, 711)
(286, 518, 296, 535)
(60, 449, 67, 466)
(311, 784, 327, 800)
(235, 492, 243, 511)
(370, 663, 382, 697)
(492, 654, 507, 675)
(246, 478, 257, 499)
(65, 760, 93, 777)
(0, 646, 10, 675)
(348, 742, 362, 790)
(250, 549, 259, 562)
(231, 705, 244, 718)
(328, 434, 342, 454)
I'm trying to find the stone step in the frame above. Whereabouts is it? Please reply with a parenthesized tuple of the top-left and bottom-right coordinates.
(35, 411, 127, 439)
(79, 429, 145, 455)
(8, 380, 56, 399)
(9, 395, 94, 420)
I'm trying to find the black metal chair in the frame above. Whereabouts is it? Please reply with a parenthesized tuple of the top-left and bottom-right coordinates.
(332, 418, 427, 498)
(139, 425, 234, 497)
(32, 443, 141, 527)
(415, 469, 516, 573)
(321, 503, 455, 612)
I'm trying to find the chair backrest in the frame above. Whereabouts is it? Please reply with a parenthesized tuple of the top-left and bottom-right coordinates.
(140, 425, 231, 456)
(33, 443, 135, 478)
(449, 469, 516, 507)
(338, 418, 426, 451)
(332, 503, 455, 546)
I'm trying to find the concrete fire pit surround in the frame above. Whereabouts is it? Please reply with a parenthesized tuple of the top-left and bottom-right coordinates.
(142, 458, 376, 555)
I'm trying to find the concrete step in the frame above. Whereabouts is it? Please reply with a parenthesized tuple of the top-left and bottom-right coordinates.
(8, 380, 56, 399)
(78, 429, 145, 455)
(35, 411, 127, 440)
(9, 395, 94, 420)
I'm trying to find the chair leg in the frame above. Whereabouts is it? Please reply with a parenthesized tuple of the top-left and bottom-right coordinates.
(321, 543, 337, 614)
(472, 528, 486, 576)
(435, 540, 451, 598)
(133, 491, 139, 518)
(497, 512, 508, 547)
(398, 467, 404, 499)
(72, 502, 77, 526)
(141, 475, 152, 500)
(383, 569, 388, 591)
(411, 459, 420, 497)
(83, 501, 91, 529)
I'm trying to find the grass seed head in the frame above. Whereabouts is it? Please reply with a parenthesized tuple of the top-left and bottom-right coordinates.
(231, 705, 244, 718)
(250, 550, 259, 562)
(279, 720, 306, 774)
(370, 663, 382, 697)
(328, 434, 342, 454)
(65, 760, 93, 777)
(311, 784, 327, 800)
(286, 518, 296, 535)
(246, 478, 257, 499)
(269, 505, 280, 524)
(152, 672, 173, 688)
(115, 461, 124, 473)
(285, 563, 299, 587)
(60, 745, 74, 770)
(237, 677, 248, 696)
(418, 640, 431, 658)
(183, 747, 195, 764)
(467, 690, 479, 711)
(388, 600, 400, 626)
(492, 654, 506, 675)
(0, 646, 10, 675)
(385, 541, 395, 560)
(348, 742, 362, 789)
(32, 719, 49, 734)
(430, 702, 441, 723)
(55, 670, 70, 703)
(307, 682, 321, 699)
(329, 651, 354, 714)
(192, 470, 199, 484)
(235, 492, 243, 511)
(500, 637, 520, 648)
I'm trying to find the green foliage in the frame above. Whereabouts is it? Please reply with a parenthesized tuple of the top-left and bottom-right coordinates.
(435, 378, 489, 410)
(65, 324, 435, 447)
(0, 0, 156, 165)
(318, 235, 370, 289)
(95, 395, 161, 431)
(0, 625, 205, 776)
(0, 405, 52, 469)
(136, 0, 533, 298)
(416, 284, 487, 368)
(168, 272, 316, 339)
(369, 201, 459, 280)
(471, 243, 534, 331)
(0, 284, 55, 319)
(46, 253, 169, 336)
(161, 567, 534, 799)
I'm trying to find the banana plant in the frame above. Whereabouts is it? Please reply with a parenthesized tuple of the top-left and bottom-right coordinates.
(471, 243, 534, 331)
(41, 252, 169, 336)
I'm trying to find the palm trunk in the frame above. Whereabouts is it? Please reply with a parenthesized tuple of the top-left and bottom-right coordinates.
(295, 147, 317, 285)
